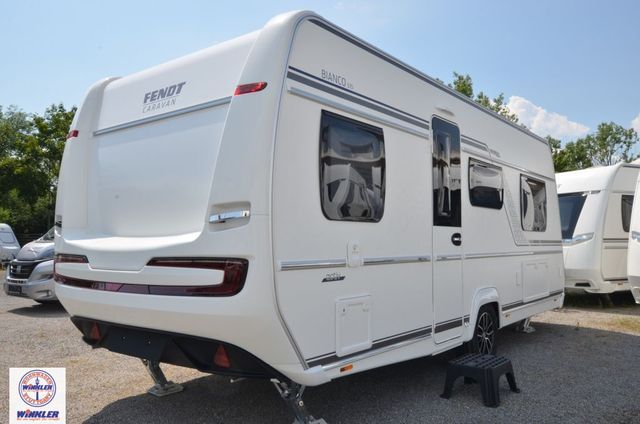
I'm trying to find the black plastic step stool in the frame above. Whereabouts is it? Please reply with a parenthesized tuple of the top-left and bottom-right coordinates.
(440, 353, 520, 407)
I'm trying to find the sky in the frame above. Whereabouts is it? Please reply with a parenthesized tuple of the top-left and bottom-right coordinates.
(2, 0, 639, 143)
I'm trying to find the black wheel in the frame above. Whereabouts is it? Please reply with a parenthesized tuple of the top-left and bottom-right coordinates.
(468, 305, 497, 355)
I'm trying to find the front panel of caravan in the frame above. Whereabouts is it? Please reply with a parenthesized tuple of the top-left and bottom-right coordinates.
(601, 166, 637, 285)
(628, 174, 640, 302)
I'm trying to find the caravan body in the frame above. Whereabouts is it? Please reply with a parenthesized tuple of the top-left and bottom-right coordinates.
(55, 11, 564, 388)
(556, 163, 639, 294)
(0, 223, 20, 263)
(627, 172, 640, 303)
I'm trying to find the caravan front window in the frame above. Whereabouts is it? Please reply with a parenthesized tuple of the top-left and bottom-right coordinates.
(520, 176, 547, 232)
(559, 192, 587, 239)
(622, 195, 634, 232)
(319, 110, 385, 222)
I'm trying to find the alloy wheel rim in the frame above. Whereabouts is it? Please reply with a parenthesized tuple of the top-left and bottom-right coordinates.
(476, 311, 495, 354)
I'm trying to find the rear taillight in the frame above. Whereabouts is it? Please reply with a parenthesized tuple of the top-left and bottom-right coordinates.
(66, 129, 79, 139)
(147, 258, 249, 296)
(55, 257, 249, 297)
(234, 82, 267, 96)
(54, 254, 88, 280)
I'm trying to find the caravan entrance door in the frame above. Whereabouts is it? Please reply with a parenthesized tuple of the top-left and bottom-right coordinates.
(431, 117, 464, 343)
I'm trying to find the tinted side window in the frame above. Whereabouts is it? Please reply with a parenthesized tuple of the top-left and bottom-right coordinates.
(558, 192, 587, 239)
(432, 117, 461, 227)
(469, 158, 503, 209)
(521, 176, 547, 232)
(622, 195, 634, 232)
(320, 110, 385, 222)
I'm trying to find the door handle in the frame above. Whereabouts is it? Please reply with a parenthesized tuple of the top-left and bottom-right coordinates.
(451, 233, 462, 246)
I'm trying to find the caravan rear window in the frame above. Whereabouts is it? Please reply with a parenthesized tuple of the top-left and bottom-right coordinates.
(521, 176, 547, 232)
(622, 195, 634, 232)
(319, 110, 385, 222)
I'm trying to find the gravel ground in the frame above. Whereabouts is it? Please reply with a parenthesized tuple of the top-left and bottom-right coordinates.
(1, 269, 639, 423)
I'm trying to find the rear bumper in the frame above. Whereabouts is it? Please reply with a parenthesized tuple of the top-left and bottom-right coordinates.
(71, 316, 286, 379)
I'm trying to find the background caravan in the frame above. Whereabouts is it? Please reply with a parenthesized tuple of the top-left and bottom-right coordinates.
(627, 169, 640, 303)
(556, 163, 639, 296)
(0, 223, 20, 264)
(54, 10, 564, 420)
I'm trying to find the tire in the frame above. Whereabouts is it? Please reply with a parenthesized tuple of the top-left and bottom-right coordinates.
(467, 305, 498, 355)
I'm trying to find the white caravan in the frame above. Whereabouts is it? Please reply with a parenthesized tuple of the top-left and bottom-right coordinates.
(54, 11, 564, 421)
(627, 170, 640, 303)
(0, 223, 20, 263)
(556, 163, 639, 295)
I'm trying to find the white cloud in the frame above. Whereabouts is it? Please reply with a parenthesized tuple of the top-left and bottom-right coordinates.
(632, 112, 640, 134)
(506, 96, 589, 140)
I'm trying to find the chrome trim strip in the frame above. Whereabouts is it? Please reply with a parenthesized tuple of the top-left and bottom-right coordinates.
(209, 210, 250, 224)
(93, 96, 232, 136)
(280, 259, 347, 271)
(502, 289, 564, 312)
(604, 245, 628, 250)
(436, 254, 463, 262)
(288, 85, 429, 139)
(603, 238, 629, 243)
(362, 255, 431, 265)
(319, 327, 432, 370)
(464, 250, 562, 259)
(289, 66, 430, 127)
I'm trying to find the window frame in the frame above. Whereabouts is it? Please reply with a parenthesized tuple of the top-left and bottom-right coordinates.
(621, 194, 634, 233)
(318, 110, 386, 223)
(431, 116, 461, 227)
(468, 157, 504, 210)
(520, 174, 547, 232)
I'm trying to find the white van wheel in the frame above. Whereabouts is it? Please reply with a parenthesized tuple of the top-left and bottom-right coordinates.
(468, 305, 497, 355)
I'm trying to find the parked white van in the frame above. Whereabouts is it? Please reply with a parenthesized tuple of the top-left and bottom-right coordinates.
(54, 10, 564, 421)
(627, 171, 640, 303)
(0, 223, 20, 264)
(556, 163, 639, 295)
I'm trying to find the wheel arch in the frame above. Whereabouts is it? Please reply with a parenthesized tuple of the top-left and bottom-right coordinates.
(466, 287, 501, 342)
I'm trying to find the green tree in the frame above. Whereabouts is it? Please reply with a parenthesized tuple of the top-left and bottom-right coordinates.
(581, 122, 638, 166)
(449, 72, 474, 98)
(0, 104, 76, 242)
(449, 72, 518, 123)
(548, 136, 591, 172)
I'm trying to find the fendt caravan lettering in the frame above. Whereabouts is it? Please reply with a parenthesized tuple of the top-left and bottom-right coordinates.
(54, 11, 564, 422)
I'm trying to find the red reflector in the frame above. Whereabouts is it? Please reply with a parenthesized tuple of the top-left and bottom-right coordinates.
(214, 345, 231, 368)
(66, 129, 79, 139)
(234, 82, 267, 96)
(89, 322, 101, 341)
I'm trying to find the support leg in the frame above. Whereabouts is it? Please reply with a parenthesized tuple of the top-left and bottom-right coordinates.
(440, 373, 459, 399)
(142, 359, 184, 397)
(272, 380, 326, 424)
(514, 318, 535, 333)
(505, 371, 520, 393)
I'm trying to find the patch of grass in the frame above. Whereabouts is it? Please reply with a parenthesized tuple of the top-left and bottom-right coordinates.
(612, 317, 640, 334)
